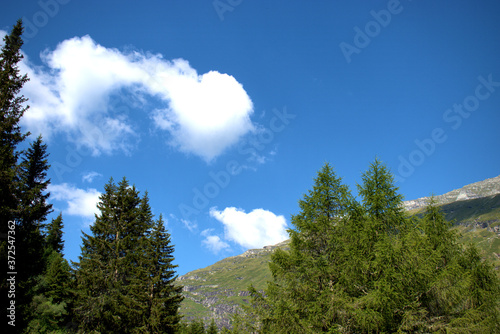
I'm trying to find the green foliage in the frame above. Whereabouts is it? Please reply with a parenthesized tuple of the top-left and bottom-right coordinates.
(26, 251, 74, 333)
(74, 178, 183, 333)
(207, 319, 218, 334)
(245, 160, 500, 333)
(46, 213, 65, 255)
(17, 135, 53, 279)
(15, 135, 53, 329)
(178, 319, 209, 334)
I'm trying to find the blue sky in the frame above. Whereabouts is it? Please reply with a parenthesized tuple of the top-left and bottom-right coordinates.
(2, 0, 499, 275)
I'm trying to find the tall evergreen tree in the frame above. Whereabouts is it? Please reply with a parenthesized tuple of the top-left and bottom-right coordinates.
(15, 135, 53, 330)
(75, 177, 146, 333)
(357, 157, 405, 234)
(251, 163, 354, 333)
(45, 213, 65, 256)
(75, 178, 183, 333)
(143, 214, 184, 333)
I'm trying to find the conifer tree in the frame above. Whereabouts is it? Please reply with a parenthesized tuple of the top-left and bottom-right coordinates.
(357, 157, 405, 234)
(253, 163, 354, 333)
(75, 178, 146, 332)
(207, 318, 218, 334)
(26, 251, 73, 333)
(14, 135, 53, 330)
(75, 178, 183, 333)
(27, 214, 73, 333)
(140, 214, 184, 333)
(45, 213, 64, 255)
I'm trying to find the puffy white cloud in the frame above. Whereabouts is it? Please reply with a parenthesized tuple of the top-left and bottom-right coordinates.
(151, 70, 255, 162)
(48, 183, 101, 218)
(20, 36, 140, 155)
(202, 235, 230, 254)
(209, 207, 288, 249)
(19, 35, 254, 160)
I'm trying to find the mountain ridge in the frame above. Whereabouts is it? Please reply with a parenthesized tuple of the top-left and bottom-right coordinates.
(403, 174, 500, 210)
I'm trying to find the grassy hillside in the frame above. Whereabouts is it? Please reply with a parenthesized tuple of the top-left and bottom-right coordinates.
(409, 193, 500, 269)
(178, 193, 500, 329)
(177, 241, 289, 328)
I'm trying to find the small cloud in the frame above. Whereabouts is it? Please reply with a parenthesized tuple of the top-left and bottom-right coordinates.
(209, 207, 288, 249)
(202, 235, 230, 254)
(181, 219, 198, 232)
(201, 228, 214, 237)
(48, 183, 101, 218)
(82, 171, 102, 183)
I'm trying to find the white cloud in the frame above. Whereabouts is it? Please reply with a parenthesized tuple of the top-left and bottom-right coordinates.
(181, 219, 198, 232)
(82, 171, 102, 183)
(209, 207, 288, 249)
(20, 36, 140, 155)
(202, 235, 230, 254)
(48, 183, 101, 218)
(150, 70, 255, 162)
(19, 35, 254, 161)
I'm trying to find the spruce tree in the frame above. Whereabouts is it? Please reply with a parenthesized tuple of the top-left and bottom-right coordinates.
(26, 251, 73, 333)
(75, 178, 183, 333)
(45, 213, 64, 256)
(75, 177, 147, 333)
(144, 214, 184, 333)
(15, 135, 53, 330)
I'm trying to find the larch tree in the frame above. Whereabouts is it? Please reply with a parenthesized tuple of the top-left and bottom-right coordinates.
(245, 160, 499, 333)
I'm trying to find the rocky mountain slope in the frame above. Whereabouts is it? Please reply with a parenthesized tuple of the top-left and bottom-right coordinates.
(404, 175, 500, 210)
(177, 175, 500, 329)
